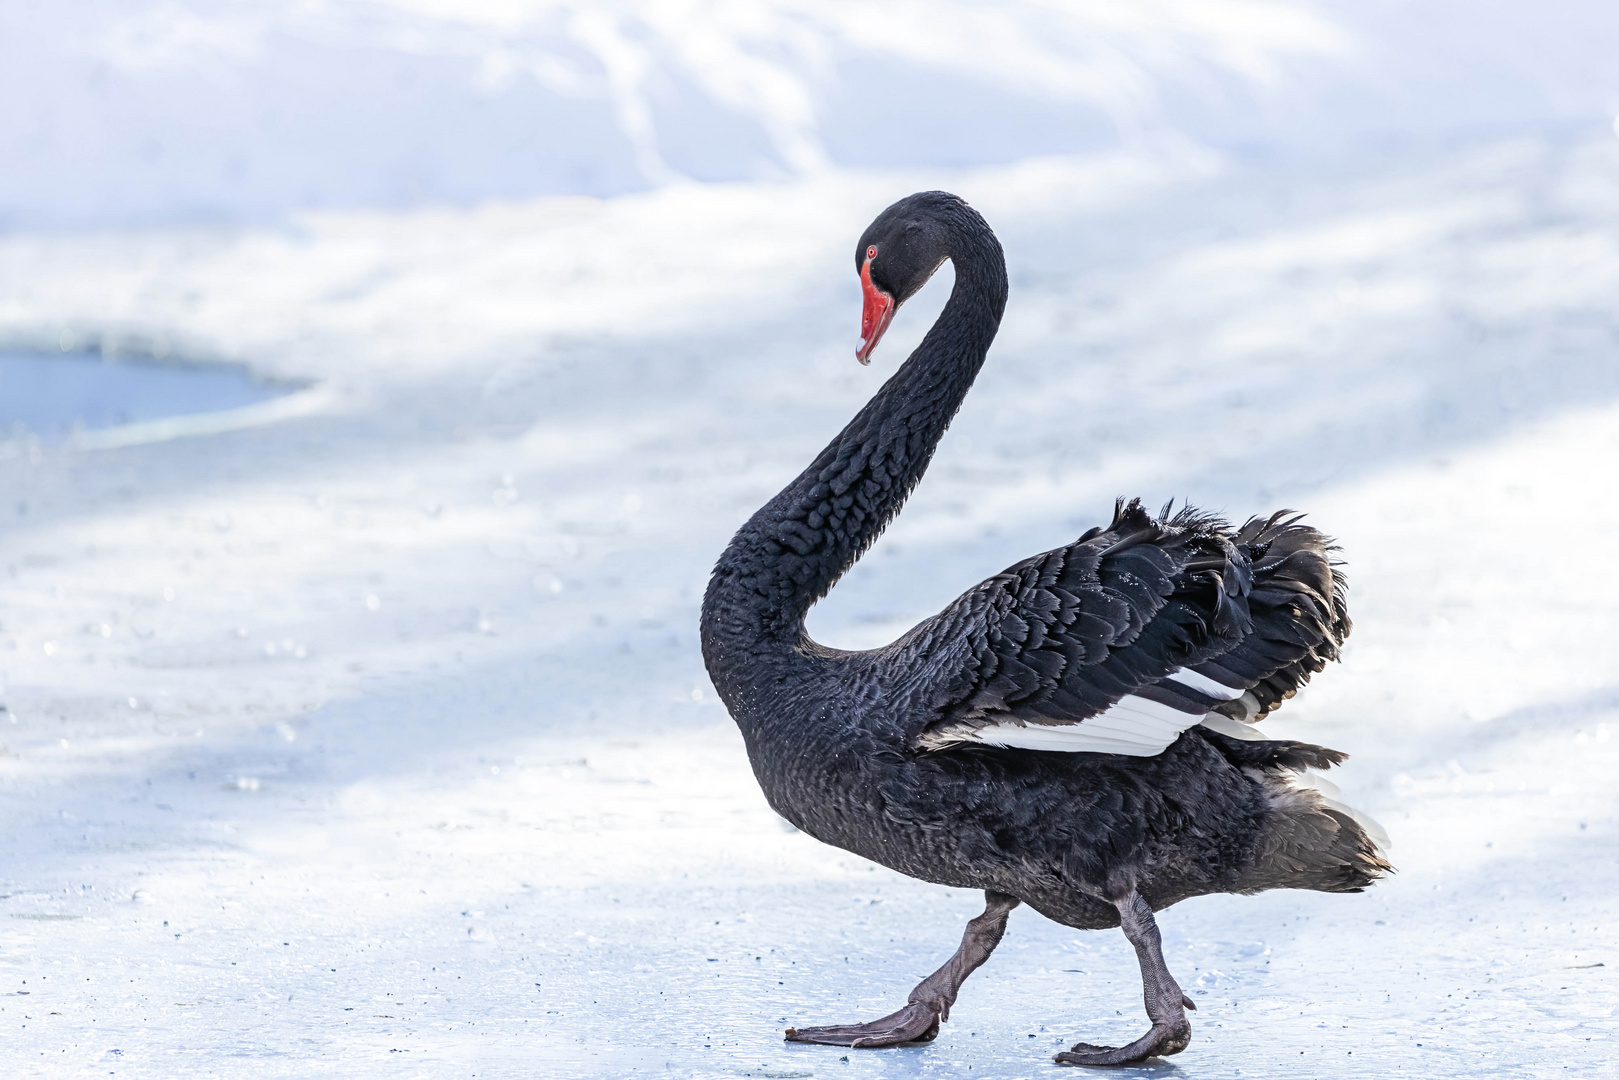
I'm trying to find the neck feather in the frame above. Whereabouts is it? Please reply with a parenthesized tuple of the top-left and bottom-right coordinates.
(702, 210, 1007, 661)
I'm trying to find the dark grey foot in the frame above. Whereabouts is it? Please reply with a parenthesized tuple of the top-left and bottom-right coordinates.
(786, 1002, 941, 1047)
(1054, 1017, 1191, 1067)
(1056, 893, 1195, 1067)
(783, 891, 1019, 1052)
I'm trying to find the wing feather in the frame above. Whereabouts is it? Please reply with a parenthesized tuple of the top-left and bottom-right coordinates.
(904, 500, 1349, 756)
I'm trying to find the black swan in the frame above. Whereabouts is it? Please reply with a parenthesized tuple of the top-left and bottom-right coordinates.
(699, 191, 1389, 1067)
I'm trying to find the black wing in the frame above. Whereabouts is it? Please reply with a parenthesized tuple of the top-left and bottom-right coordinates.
(898, 499, 1348, 755)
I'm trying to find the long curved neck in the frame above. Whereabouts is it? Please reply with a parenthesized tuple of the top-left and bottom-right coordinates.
(702, 209, 1007, 671)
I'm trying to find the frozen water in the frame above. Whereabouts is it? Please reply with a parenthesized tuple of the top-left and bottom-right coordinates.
(0, 351, 287, 443)
(2, 3, 1618, 1079)
(3, 137, 1617, 1077)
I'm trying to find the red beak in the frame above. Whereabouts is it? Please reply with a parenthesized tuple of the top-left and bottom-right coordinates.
(856, 255, 895, 365)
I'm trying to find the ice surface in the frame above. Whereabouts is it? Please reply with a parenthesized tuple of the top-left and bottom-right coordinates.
(4, 137, 1617, 1078)
(3, 4, 1619, 1079)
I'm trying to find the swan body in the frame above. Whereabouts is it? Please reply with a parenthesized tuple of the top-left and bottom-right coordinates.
(700, 191, 1388, 1066)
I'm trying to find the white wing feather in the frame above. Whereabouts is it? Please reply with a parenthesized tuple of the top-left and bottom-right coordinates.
(933, 667, 1249, 757)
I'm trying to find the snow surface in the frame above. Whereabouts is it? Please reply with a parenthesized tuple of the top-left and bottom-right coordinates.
(3, 4, 1619, 1079)
(7, 0, 1619, 226)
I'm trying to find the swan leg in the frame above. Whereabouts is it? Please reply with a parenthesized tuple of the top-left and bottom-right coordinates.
(785, 890, 1019, 1048)
(1056, 892, 1194, 1067)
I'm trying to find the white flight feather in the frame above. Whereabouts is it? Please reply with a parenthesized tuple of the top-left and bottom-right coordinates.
(1197, 711, 1264, 741)
(922, 668, 1264, 757)
(1163, 668, 1245, 701)
(968, 693, 1206, 756)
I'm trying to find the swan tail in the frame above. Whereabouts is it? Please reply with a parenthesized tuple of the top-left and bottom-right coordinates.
(1199, 727, 1392, 894)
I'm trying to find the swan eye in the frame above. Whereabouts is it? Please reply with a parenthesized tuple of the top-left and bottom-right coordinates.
(866, 245, 877, 261)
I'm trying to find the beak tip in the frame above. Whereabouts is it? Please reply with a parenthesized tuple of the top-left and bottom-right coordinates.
(856, 265, 894, 366)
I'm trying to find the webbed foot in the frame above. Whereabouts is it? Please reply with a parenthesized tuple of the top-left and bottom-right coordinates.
(1054, 1017, 1191, 1066)
(785, 1002, 942, 1047)
(1056, 893, 1195, 1067)
(782, 891, 1019, 1051)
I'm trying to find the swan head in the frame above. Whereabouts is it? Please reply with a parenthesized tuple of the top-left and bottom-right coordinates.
(854, 192, 954, 363)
